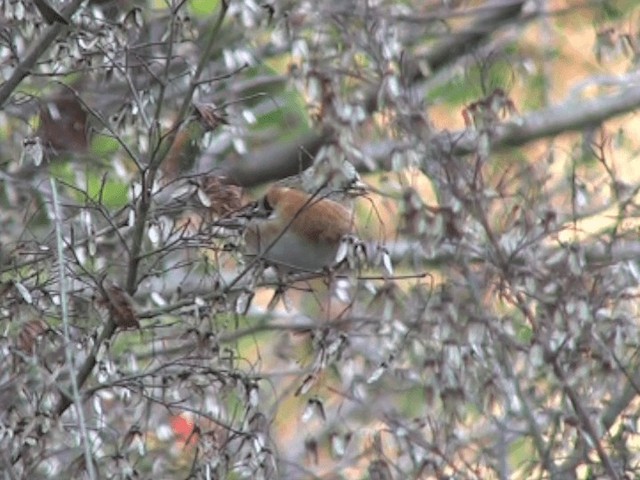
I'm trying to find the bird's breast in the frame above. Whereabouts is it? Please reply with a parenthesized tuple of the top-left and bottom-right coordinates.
(245, 220, 342, 271)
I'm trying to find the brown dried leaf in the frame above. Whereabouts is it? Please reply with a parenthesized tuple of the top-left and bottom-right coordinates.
(17, 319, 48, 354)
(193, 102, 228, 131)
(199, 175, 243, 218)
(98, 283, 139, 329)
(368, 459, 393, 480)
(38, 94, 88, 153)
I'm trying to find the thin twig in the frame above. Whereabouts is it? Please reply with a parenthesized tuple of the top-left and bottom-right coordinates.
(50, 177, 97, 480)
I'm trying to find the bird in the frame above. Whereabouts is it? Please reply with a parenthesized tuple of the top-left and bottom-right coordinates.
(244, 185, 355, 272)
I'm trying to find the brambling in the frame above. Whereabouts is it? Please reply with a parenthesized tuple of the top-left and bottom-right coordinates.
(244, 185, 355, 272)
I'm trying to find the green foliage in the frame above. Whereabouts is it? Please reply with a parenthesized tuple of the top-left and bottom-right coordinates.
(475, 60, 516, 94)
(523, 72, 547, 111)
(428, 61, 514, 106)
(50, 163, 128, 208)
(91, 134, 120, 157)
(85, 175, 128, 208)
(510, 437, 535, 473)
(599, 0, 630, 21)
(399, 385, 427, 416)
(515, 321, 533, 344)
(252, 90, 310, 141)
(428, 73, 480, 105)
(189, 0, 221, 18)
(491, 150, 529, 175)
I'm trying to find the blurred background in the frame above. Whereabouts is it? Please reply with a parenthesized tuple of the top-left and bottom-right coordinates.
(1, 0, 640, 478)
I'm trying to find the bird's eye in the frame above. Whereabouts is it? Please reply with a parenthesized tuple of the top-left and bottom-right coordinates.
(260, 195, 273, 213)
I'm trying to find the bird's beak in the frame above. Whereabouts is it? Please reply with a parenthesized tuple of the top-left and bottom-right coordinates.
(214, 199, 262, 229)
(251, 199, 272, 217)
(346, 178, 369, 197)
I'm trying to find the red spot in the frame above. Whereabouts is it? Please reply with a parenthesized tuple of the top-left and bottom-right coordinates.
(170, 413, 198, 445)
